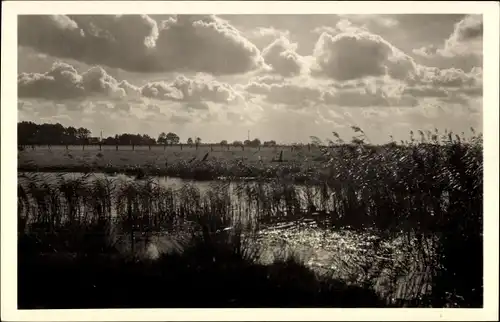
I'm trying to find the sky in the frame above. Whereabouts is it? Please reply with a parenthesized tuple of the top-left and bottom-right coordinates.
(17, 14, 483, 144)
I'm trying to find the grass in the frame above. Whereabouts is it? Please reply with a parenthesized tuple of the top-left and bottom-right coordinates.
(18, 145, 332, 182)
(17, 129, 483, 308)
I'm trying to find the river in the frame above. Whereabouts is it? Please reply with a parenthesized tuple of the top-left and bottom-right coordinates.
(17, 171, 433, 302)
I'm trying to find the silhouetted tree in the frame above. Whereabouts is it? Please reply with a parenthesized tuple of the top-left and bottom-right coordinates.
(263, 140, 277, 147)
(187, 137, 194, 145)
(251, 138, 261, 147)
(157, 132, 167, 144)
(76, 127, 91, 144)
(166, 132, 180, 145)
(17, 122, 92, 145)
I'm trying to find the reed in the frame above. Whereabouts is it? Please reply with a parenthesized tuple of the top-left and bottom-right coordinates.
(17, 129, 483, 308)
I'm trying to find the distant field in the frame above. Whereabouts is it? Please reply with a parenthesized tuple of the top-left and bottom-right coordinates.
(18, 144, 328, 180)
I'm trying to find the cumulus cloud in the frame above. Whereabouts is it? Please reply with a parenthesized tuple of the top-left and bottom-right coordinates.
(18, 62, 244, 105)
(413, 15, 482, 59)
(18, 15, 86, 57)
(244, 79, 323, 109)
(141, 75, 242, 104)
(417, 66, 481, 87)
(245, 27, 291, 48)
(412, 44, 438, 58)
(323, 78, 420, 108)
(18, 62, 129, 100)
(18, 14, 265, 75)
(141, 82, 184, 101)
(311, 31, 417, 81)
(313, 19, 368, 36)
(439, 14, 482, 57)
(18, 62, 86, 100)
(409, 66, 482, 99)
(244, 75, 423, 109)
(155, 15, 264, 75)
(261, 37, 307, 77)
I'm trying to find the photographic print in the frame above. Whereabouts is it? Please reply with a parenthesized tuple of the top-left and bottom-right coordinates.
(2, 1, 499, 320)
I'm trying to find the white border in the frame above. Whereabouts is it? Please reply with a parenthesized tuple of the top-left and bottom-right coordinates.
(2, 2, 499, 321)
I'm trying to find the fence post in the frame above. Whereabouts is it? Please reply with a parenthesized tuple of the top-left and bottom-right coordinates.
(210, 145, 213, 152)
(82, 144, 85, 151)
(308, 144, 311, 151)
(116, 145, 118, 151)
(99, 144, 102, 151)
(164, 143, 166, 151)
(180, 144, 183, 150)
(132, 144, 135, 151)
(242, 145, 244, 151)
(149, 145, 151, 151)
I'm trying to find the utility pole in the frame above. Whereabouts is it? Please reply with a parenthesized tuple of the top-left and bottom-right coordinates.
(248, 130, 250, 141)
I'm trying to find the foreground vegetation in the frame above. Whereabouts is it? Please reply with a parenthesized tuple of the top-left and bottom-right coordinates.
(17, 129, 483, 308)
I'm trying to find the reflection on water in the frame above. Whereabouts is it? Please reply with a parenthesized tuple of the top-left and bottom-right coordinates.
(17, 171, 434, 302)
(18, 171, 339, 220)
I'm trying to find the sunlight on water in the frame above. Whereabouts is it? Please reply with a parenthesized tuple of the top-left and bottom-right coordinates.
(18, 171, 435, 301)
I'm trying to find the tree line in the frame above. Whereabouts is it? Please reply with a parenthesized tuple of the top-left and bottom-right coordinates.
(18, 121, 278, 147)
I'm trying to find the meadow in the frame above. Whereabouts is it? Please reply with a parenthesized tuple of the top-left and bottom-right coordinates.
(17, 130, 483, 308)
(18, 144, 330, 181)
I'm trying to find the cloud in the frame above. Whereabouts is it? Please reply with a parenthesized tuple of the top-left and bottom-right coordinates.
(146, 104, 161, 114)
(185, 102, 210, 111)
(18, 62, 86, 100)
(261, 37, 307, 77)
(18, 14, 265, 75)
(337, 14, 399, 28)
(155, 15, 264, 75)
(245, 27, 291, 48)
(402, 86, 449, 98)
(18, 62, 244, 105)
(439, 14, 482, 57)
(323, 78, 420, 108)
(141, 82, 184, 101)
(244, 75, 423, 109)
(18, 16, 86, 57)
(170, 114, 192, 125)
(413, 15, 482, 59)
(313, 19, 368, 36)
(244, 79, 323, 109)
(412, 45, 438, 58)
(141, 75, 242, 104)
(417, 66, 481, 87)
(410, 66, 482, 98)
(18, 62, 130, 100)
(311, 30, 417, 81)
